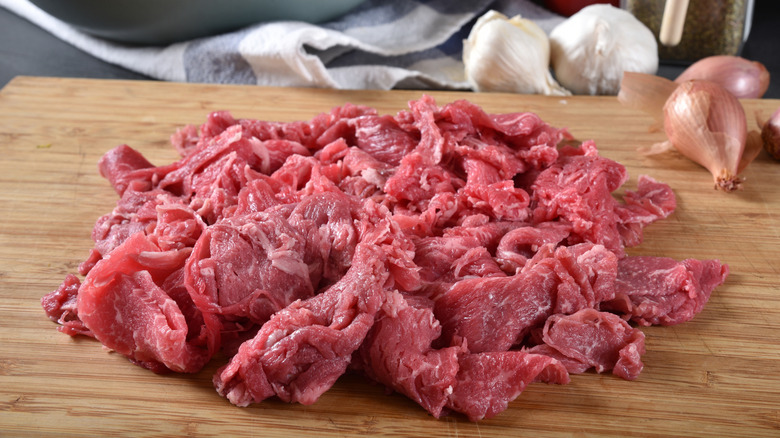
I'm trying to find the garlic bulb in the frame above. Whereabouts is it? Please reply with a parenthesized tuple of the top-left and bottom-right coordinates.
(550, 4, 658, 95)
(463, 10, 570, 95)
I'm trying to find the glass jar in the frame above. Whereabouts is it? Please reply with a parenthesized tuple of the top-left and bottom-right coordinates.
(621, 0, 755, 63)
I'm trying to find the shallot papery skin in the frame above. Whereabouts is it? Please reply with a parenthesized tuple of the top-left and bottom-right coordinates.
(663, 80, 748, 192)
(675, 56, 770, 99)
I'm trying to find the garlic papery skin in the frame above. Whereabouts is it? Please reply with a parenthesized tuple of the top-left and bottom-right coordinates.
(675, 56, 770, 99)
(549, 4, 658, 96)
(463, 10, 570, 95)
(663, 80, 748, 192)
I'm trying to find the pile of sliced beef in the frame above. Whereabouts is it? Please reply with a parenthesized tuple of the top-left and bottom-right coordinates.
(42, 96, 728, 421)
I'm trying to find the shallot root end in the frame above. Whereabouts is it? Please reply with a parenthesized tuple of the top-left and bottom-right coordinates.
(715, 170, 743, 192)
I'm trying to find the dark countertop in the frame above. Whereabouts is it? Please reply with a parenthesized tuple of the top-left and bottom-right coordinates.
(1, 3, 778, 98)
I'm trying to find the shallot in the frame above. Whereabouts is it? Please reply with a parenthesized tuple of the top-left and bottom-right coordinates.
(758, 107, 780, 160)
(618, 72, 761, 191)
(675, 55, 770, 99)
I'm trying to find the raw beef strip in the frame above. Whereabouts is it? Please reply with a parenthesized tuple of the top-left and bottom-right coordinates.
(206, 103, 376, 152)
(446, 351, 570, 421)
(531, 141, 629, 256)
(453, 146, 532, 222)
(614, 175, 677, 247)
(488, 109, 568, 153)
(354, 199, 421, 293)
(80, 189, 203, 275)
(495, 222, 571, 273)
(157, 125, 304, 198)
(77, 233, 216, 373)
(151, 197, 207, 251)
(286, 191, 360, 287)
(432, 257, 559, 353)
(98, 144, 178, 196)
(549, 243, 618, 313)
(269, 154, 325, 196)
(353, 290, 465, 419)
(336, 145, 393, 201)
(407, 95, 449, 165)
(41, 274, 92, 337)
(434, 242, 617, 353)
(442, 219, 521, 254)
(351, 114, 419, 166)
(529, 308, 646, 380)
(233, 176, 290, 216)
(457, 144, 528, 184)
(214, 244, 388, 406)
(530, 142, 676, 257)
(305, 103, 378, 150)
(436, 98, 566, 161)
(383, 152, 460, 210)
(603, 256, 729, 326)
(90, 190, 173, 256)
(389, 191, 461, 237)
(460, 180, 531, 222)
(414, 234, 504, 283)
(197, 111, 240, 141)
(184, 210, 314, 327)
(169, 123, 200, 157)
(187, 152, 252, 224)
(310, 139, 391, 203)
(356, 291, 569, 421)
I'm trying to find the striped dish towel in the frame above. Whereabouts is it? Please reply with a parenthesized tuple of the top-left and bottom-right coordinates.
(0, 0, 563, 90)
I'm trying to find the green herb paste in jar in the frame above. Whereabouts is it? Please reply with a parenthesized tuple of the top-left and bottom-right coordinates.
(621, 0, 753, 63)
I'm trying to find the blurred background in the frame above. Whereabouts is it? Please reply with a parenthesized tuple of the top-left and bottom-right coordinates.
(0, 0, 777, 98)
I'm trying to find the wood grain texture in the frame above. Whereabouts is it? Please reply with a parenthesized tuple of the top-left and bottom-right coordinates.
(1, 76, 779, 437)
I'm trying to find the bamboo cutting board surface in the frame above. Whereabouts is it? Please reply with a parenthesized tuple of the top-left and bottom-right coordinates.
(1, 76, 779, 437)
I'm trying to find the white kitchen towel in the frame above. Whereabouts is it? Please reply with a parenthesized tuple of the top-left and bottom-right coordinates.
(0, 0, 564, 90)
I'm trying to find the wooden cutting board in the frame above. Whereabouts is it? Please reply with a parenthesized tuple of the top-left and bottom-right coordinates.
(1, 76, 779, 437)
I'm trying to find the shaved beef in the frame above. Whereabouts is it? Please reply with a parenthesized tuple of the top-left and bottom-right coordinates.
(530, 309, 646, 380)
(233, 176, 289, 215)
(351, 114, 418, 166)
(185, 210, 314, 327)
(77, 233, 216, 373)
(41, 274, 91, 337)
(443, 219, 520, 252)
(615, 175, 677, 247)
(433, 242, 617, 353)
(433, 260, 558, 353)
(214, 244, 387, 406)
(604, 256, 729, 326)
(414, 235, 504, 283)
(354, 291, 464, 418)
(98, 144, 157, 195)
(495, 222, 571, 273)
(356, 291, 570, 421)
(42, 95, 729, 421)
(85, 190, 175, 271)
(384, 152, 459, 210)
(287, 191, 360, 286)
(531, 141, 630, 256)
(448, 351, 570, 421)
(460, 180, 531, 222)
